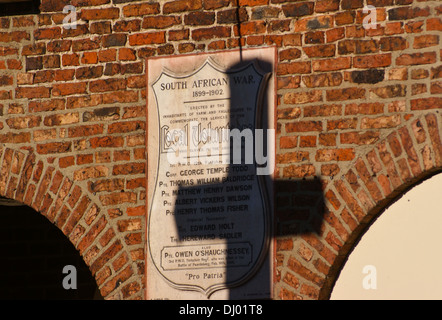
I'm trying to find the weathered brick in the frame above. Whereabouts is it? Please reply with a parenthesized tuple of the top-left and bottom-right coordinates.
(278, 61, 311, 75)
(44, 113, 79, 126)
(283, 90, 322, 105)
(411, 97, 442, 110)
(52, 82, 87, 96)
(286, 120, 322, 133)
(370, 84, 406, 99)
(15, 87, 50, 99)
(396, 52, 437, 65)
(312, 57, 351, 72)
(326, 87, 365, 101)
(81, 7, 119, 20)
(37, 142, 71, 154)
(413, 35, 439, 49)
(282, 2, 314, 18)
(303, 44, 335, 58)
(426, 18, 442, 31)
(129, 31, 166, 46)
(192, 26, 231, 41)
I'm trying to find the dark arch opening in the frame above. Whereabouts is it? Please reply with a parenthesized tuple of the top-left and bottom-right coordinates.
(0, 201, 102, 299)
(0, 0, 40, 17)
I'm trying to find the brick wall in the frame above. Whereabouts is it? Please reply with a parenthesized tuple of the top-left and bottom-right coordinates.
(0, 0, 441, 300)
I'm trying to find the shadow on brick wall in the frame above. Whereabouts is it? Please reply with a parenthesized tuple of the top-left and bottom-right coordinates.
(171, 57, 325, 299)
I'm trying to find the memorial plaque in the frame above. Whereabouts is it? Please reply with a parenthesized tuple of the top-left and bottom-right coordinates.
(146, 48, 276, 299)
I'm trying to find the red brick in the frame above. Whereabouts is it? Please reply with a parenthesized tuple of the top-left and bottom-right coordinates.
(73, 166, 109, 181)
(388, 6, 430, 21)
(112, 162, 145, 175)
(122, 2, 159, 17)
(90, 78, 126, 93)
(361, 115, 401, 129)
(15, 87, 50, 99)
(410, 97, 442, 110)
(34, 27, 61, 40)
(90, 239, 124, 275)
(312, 57, 351, 72)
(319, 133, 337, 146)
(277, 107, 301, 120)
(98, 49, 117, 62)
(427, 18, 442, 31)
(62, 53, 80, 66)
(379, 36, 408, 51)
(76, 66, 103, 79)
(277, 151, 309, 164)
(44, 113, 79, 126)
(303, 44, 335, 58)
(89, 136, 124, 149)
(168, 29, 189, 41)
(316, 148, 355, 162)
(377, 141, 402, 189)
(302, 73, 342, 88)
(282, 2, 314, 18)
(396, 52, 437, 65)
(81, 7, 119, 20)
(345, 102, 384, 115)
(398, 127, 422, 177)
(102, 34, 127, 47)
(72, 38, 101, 52)
(326, 87, 365, 101)
(327, 118, 357, 130)
(52, 82, 87, 96)
(77, 215, 107, 254)
(277, 76, 301, 90)
(239, 0, 268, 6)
(413, 35, 439, 49)
(353, 53, 391, 68)
(283, 90, 322, 105)
(278, 61, 311, 75)
(99, 192, 137, 206)
(184, 11, 214, 26)
(425, 113, 442, 166)
(280, 136, 298, 149)
(304, 104, 342, 117)
(113, 20, 141, 33)
(192, 26, 231, 41)
(21, 43, 45, 56)
(102, 91, 138, 104)
(282, 164, 315, 178)
(286, 121, 322, 133)
(37, 142, 71, 154)
(129, 31, 166, 46)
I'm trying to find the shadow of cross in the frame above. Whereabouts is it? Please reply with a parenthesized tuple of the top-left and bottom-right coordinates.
(147, 52, 325, 300)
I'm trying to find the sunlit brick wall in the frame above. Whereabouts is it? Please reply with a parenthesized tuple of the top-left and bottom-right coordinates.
(0, 0, 441, 299)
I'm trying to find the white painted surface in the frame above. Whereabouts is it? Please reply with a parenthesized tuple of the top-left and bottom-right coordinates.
(331, 172, 442, 300)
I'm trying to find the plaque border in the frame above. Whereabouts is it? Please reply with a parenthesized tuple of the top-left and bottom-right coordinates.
(145, 47, 277, 299)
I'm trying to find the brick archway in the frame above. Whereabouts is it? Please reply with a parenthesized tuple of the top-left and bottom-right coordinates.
(275, 111, 442, 300)
(0, 145, 142, 299)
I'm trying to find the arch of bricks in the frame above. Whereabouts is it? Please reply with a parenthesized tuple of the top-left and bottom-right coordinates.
(0, 145, 144, 299)
(0, 0, 441, 300)
(274, 111, 442, 300)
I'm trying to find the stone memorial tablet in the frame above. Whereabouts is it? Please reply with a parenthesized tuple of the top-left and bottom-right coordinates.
(146, 48, 276, 299)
